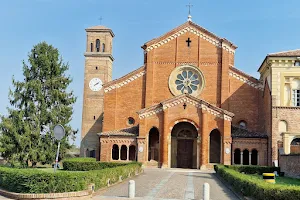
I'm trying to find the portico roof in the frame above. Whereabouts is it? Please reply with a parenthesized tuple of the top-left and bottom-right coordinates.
(137, 94, 234, 121)
(98, 125, 139, 137)
(231, 125, 268, 138)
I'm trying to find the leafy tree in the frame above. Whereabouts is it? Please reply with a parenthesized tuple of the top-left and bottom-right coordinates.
(0, 42, 77, 167)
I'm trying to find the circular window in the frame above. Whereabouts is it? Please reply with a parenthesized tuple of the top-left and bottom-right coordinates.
(239, 121, 247, 129)
(169, 65, 205, 97)
(127, 117, 135, 126)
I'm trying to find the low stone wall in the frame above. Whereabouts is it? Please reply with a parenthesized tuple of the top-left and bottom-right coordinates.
(279, 154, 300, 178)
(0, 184, 94, 200)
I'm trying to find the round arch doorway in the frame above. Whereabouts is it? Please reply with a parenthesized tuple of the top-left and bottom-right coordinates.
(171, 122, 198, 169)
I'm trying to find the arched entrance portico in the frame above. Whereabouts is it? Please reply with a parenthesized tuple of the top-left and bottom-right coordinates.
(171, 122, 198, 169)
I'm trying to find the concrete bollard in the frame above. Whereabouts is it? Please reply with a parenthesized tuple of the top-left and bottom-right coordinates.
(128, 180, 135, 198)
(203, 182, 210, 200)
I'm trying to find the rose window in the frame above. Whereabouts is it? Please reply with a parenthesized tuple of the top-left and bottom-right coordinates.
(175, 70, 200, 94)
(169, 65, 205, 97)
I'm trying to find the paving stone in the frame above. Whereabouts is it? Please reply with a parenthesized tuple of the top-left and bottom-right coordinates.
(93, 168, 239, 200)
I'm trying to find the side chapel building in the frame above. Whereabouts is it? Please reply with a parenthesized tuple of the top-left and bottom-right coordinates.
(81, 17, 300, 169)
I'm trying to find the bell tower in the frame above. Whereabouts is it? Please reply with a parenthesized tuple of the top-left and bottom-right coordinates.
(81, 25, 114, 159)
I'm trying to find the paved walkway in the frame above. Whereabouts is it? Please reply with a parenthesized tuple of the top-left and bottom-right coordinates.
(93, 168, 239, 200)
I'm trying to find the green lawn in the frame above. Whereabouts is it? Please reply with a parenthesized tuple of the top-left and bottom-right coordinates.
(36, 168, 64, 173)
(252, 174, 300, 186)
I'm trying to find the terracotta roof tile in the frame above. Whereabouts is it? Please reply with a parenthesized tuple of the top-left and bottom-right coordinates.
(98, 125, 139, 137)
(231, 126, 268, 138)
(268, 49, 300, 57)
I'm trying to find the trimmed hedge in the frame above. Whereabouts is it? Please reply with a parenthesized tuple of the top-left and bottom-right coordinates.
(224, 165, 280, 175)
(63, 158, 129, 171)
(215, 165, 300, 200)
(0, 167, 86, 193)
(0, 162, 142, 193)
(63, 157, 97, 162)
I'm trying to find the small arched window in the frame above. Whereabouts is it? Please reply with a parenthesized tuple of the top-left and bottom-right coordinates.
(90, 43, 93, 52)
(279, 120, 288, 134)
(96, 39, 100, 52)
(102, 43, 105, 52)
(239, 120, 247, 129)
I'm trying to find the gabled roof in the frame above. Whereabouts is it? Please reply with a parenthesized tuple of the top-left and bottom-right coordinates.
(98, 125, 139, 137)
(229, 66, 263, 91)
(142, 21, 237, 53)
(231, 125, 268, 138)
(104, 66, 146, 93)
(137, 94, 234, 121)
(258, 49, 300, 72)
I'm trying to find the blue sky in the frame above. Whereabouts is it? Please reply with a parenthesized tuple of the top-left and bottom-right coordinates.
(0, 0, 300, 147)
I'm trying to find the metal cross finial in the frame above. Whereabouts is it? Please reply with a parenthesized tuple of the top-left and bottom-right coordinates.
(186, 3, 193, 15)
(99, 17, 103, 24)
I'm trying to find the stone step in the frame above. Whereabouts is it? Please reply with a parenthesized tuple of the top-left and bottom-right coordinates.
(144, 160, 159, 168)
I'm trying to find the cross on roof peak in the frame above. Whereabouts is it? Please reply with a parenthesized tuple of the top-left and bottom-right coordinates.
(186, 3, 193, 21)
(98, 17, 103, 25)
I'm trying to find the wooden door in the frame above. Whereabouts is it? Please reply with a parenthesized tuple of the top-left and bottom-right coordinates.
(177, 139, 193, 168)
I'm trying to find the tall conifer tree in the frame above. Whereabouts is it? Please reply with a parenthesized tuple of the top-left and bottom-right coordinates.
(0, 42, 77, 167)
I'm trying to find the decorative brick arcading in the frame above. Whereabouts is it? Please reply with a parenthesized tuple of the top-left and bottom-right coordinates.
(229, 70, 263, 91)
(145, 27, 235, 54)
(104, 71, 146, 93)
(138, 96, 233, 121)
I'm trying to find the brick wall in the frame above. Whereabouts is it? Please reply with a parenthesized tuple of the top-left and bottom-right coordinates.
(228, 76, 263, 132)
(271, 107, 300, 162)
(103, 70, 146, 132)
(279, 154, 300, 178)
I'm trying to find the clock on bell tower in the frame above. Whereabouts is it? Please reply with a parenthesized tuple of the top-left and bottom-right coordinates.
(80, 25, 114, 159)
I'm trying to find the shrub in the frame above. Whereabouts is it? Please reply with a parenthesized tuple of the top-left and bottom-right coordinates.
(63, 158, 130, 171)
(225, 165, 280, 175)
(0, 167, 86, 193)
(0, 162, 142, 193)
(215, 165, 300, 200)
(85, 162, 142, 190)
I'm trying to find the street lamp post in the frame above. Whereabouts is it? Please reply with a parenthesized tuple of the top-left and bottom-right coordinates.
(53, 124, 65, 173)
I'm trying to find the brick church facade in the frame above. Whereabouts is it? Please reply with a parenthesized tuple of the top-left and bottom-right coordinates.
(81, 19, 300, 169)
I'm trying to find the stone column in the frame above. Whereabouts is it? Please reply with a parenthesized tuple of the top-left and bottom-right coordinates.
(232, 150, 234, 164)
(240, 152, 243, 165)
(162, 109, 169, 168)
(197, 136, 201, 169)
(127, 146, 129, 161)
(249, 152, 252, 165)
(283, 133, 291, 154)
(257, 153, 259, 165)
(168, 136, 171, 168)
(200, 111, 208, 169)
(119, 146, 121, 160)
